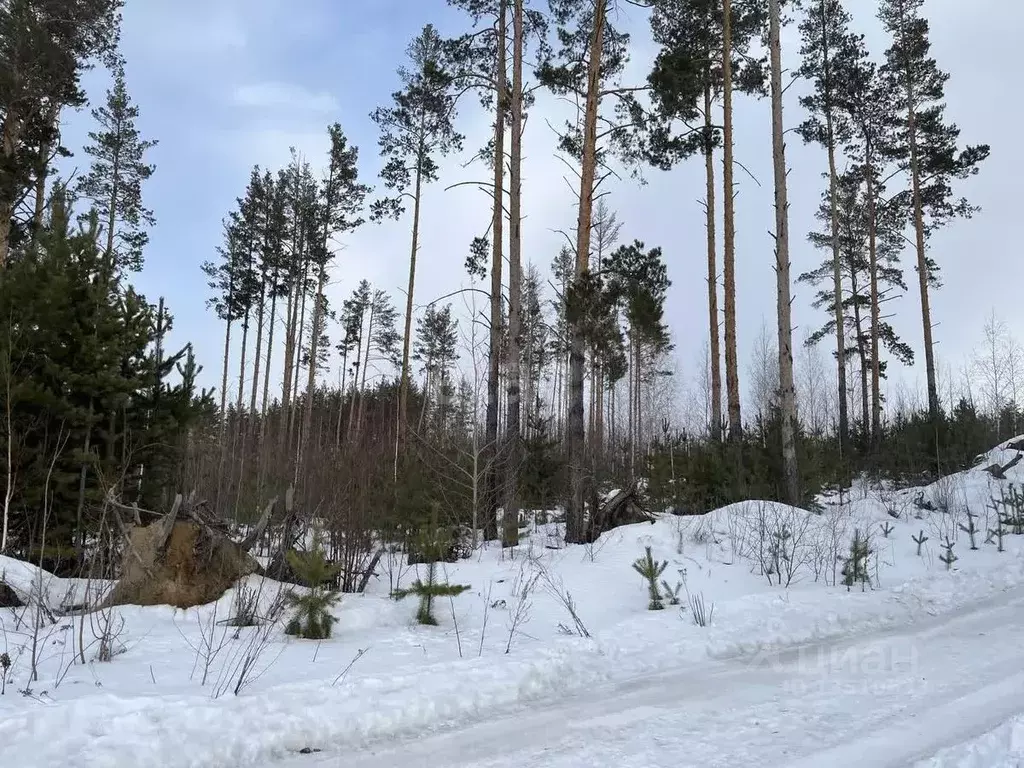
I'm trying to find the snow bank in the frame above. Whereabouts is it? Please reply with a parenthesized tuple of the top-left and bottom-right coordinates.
(3, 439, 1024, 767)
(915, 714, 1024, 767)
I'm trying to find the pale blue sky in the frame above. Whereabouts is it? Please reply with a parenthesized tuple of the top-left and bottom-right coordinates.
(58, 0, 1021, 416)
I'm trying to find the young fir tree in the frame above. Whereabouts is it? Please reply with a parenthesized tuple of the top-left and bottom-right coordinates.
(371, 25, 464, 449)
(796, 0, 866, 459)
(537, 0, 646, 544)
(879, 0, 989, 434)
(0, 0, 122, 268)
(647, 0, 766, 442)
(76, 62, 157, 279)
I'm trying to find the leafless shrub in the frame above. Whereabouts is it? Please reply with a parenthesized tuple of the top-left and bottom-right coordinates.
(505, 564, 540, 654)
(332, 647, 368, 686)
(687, 591, 714, 627)
(738, 502, 818, 587)
(212, 584, 287, 698)
(536, 564, 589, 638)
(177, 600, 231, 687)
(227, 583, 261, 628)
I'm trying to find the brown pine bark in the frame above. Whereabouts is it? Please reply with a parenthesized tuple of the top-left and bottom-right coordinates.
(768, 0, 800, 505)
(703, 85, 723, 442)
(484, 2, 508, 543)
(565, 0, 605, 545)
(502, 0, 524, 549)
(865, 162, 883, 442)
(722, 0, 742, 440)
(906, 92, 940, 427)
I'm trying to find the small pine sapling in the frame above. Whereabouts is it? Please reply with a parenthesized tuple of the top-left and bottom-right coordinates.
(912, 530, 928, 557)
(632, 546, 667, 610)
(879, 521, 894, 539)
(998, 485, 1024, 535)
(661, 579, 682, 606)
(939, 536, 958, 571)
(393, 561, 471, 626)
(841, 528, 872, 591)
(987, 514, 1006, 553)
(958, 509, 979, 551)
(284, 542, 342, 640)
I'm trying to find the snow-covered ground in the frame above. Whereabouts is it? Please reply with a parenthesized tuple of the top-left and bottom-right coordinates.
(2, 438, 1024, 767)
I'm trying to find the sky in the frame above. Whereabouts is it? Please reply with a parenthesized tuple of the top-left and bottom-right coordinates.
(58, 0, 1022, 417)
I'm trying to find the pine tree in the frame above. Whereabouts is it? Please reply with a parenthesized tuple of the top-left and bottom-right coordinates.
(647, 0, 765, 442)
(371, 25, 464, 450)
(76, 62, 157, 279)
(300, 124, 371, 459)
(767, 0, 800, 505)
(413, 304, 459, 435)
(284, 541, 342, 639)
(879, 0, 989, 433)
(537, 0, 646, 544)
(801, 170, 914, 433)
(796, 0, 866, 458)
(0, 0, 122, 268)
(604, 241, 671, 481)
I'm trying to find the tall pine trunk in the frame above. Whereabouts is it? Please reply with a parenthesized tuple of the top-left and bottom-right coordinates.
(301, 266, 327, 463)
(769, 0, 800, 505)
(703, 84, 723, 442)
(865, 161, 883, 443)
(249, 279, 266, 417)
(722, 0, 742, 440)
(906, 92, 940, 431)
(817, 0, 850, 462)
(397, 149, 425, 451)
(502, 0, 524, 549)
(566, 0, 605, 545)
(484, 4, 508, 542)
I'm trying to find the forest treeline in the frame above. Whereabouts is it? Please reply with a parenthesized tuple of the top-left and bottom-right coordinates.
(0, 0, 1009, 578)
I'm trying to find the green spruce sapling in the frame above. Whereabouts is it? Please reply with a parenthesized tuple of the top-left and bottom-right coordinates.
(284, 541, 342, 640)
(842, 528, 872, 591)
(939, 536, 957, 570)
(632, 546, 667, 610)
(958, 510, 979, 551)
(912, 530, 928, 557)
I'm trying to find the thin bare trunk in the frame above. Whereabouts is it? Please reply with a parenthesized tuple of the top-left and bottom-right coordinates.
(769, 0, 800, 505)
(906, 94, 939, 428)
(704, 85, 722, 442)
(397, 154, 424, 452)
(722, 0, 742, 440)
(865, 162, 882, 442)
(261, 278, 279, 421)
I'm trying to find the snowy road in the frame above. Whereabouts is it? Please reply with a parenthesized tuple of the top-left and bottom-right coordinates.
(287, 587, 1024, 768)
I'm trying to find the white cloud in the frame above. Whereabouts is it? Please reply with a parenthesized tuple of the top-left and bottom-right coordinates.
(232, 82, 340, 114)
